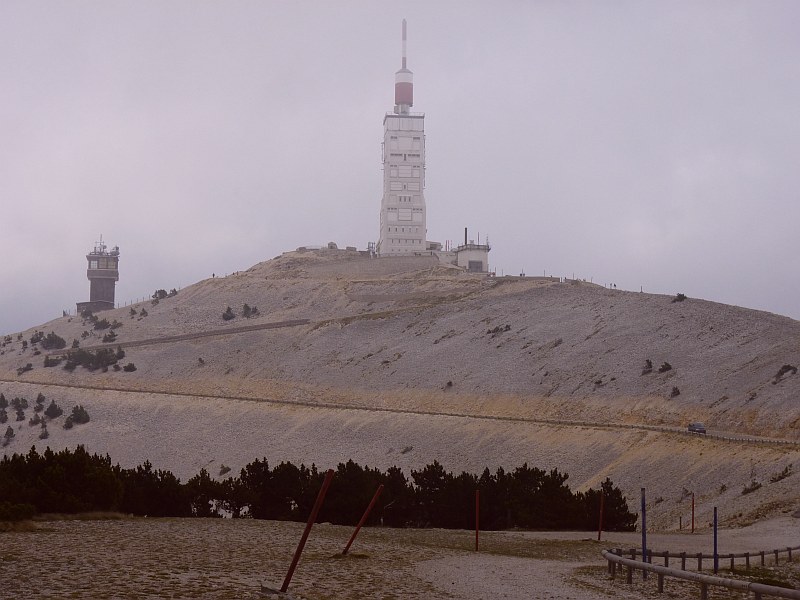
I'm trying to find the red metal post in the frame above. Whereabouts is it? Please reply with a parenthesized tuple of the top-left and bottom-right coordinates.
(475, 489, 480, 551)
(342, 484, 384, 555)
(597, 490, 605, 541)
(280, 469, 335, 593)
(691, 493, 695, 534)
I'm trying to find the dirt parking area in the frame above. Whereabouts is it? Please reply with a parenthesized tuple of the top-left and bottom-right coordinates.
(1, 517, 797, 599)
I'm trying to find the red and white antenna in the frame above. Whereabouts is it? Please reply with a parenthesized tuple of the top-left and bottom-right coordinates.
(394, 19, 413, 113)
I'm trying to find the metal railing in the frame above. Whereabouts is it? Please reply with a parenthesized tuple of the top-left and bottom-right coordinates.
(603, 546, 800, 599)
(614, 546, 799, 571)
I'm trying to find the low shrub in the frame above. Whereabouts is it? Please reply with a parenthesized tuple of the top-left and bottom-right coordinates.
(242, 304, 260, 318)
(658, 362, 673, 373)
(641, 359, 653, 375)
(41, 332, 67, 350)
(16, 363, 33, 375)
(43, 355, 62, 368)
(222, 307, 235, 321)
(44, 400, 63, 419)
(123, 363, 137, 372)
(770, 464, 793, 483)
(487, 324, 511, 335)
(772, 364, 797, 384)
(63, 348, 118, 372)
(0, 501, 35, 522)
(742, 480, 762, 495)
(672, 293, 687, 303)
(70, 405, 90, 425)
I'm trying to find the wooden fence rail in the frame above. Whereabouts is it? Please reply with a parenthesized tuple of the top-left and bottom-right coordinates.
(603, 549, 800, 599)
(614, 545, 800, 571)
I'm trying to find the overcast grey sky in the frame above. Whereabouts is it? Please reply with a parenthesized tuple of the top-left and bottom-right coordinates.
(1, 1, 798, 335)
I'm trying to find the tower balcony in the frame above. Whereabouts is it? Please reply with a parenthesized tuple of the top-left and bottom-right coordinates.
(87, 268, 119, 281)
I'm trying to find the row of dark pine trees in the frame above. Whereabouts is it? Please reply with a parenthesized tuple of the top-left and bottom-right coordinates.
(0, 445, 637, 530)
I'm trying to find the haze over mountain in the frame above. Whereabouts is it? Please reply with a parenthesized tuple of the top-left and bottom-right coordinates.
(2, 2, 800, 334)
(1, 249, 798, 529)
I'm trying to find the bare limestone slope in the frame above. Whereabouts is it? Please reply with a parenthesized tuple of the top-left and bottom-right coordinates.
(1, 248, 798, 528)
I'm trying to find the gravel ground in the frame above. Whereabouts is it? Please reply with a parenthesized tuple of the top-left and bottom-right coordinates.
(1, 516, 797, 600)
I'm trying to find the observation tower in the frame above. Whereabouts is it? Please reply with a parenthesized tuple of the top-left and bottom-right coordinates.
(377, 20, 427, 256)
(76, 236, 119, 313)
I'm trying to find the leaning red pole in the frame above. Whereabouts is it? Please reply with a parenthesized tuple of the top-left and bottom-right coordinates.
(475, 489, 480, 551)
(280, 469, 335, 593)
(342, 484, 384, 555)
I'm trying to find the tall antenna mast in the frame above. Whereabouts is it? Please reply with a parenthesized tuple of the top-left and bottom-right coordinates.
(394, 19, 414, 114)
(402, 19, 407, 69)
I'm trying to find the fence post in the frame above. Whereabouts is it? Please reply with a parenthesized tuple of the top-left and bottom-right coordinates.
(664, 550, 669, 567)
(279, 469, 335, 593)
(475, 489, 480, 551)
(342, 484, 383, 555)
(775, 549, 779, 564)
(745, 552, 750, 569)
(626, 564, 632, 584)
(760, 551, 765, 566)
(713, 507, 718, 574)
(729, 553, 734, 571)
(700, 582, 708, 600)
(641, 487, 648, 580)
(691, 493, 695, 533)
(657, 573, 664, 593)
(788, 547, 792, 562)
(698, 553, 703, 570)
(681, 552, 686, 570)
(597, 489, 605, 542)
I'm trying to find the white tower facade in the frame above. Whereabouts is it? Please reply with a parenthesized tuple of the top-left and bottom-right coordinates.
(378, 20, 426, 257)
